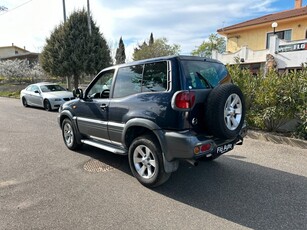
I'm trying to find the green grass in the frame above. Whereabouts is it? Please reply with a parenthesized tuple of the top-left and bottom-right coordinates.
(0, 91, 20, 98)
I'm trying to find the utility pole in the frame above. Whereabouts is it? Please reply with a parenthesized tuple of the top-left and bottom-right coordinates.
(87, 0, 92, 35)
(62, 0, 70, 89)
(62, 0, 66, 22)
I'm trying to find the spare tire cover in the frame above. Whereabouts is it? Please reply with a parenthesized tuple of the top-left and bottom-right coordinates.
(204, 83, 245, 139)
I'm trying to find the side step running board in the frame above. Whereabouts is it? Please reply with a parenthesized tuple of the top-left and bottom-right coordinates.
(81, 139, 127, 155)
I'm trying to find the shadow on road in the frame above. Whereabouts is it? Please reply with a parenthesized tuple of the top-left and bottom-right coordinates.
(154, 157, 307, 230)
(73, 146, 306, 230)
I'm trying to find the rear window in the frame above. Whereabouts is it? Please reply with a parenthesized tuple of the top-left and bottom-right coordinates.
(181, 60, 228, 89)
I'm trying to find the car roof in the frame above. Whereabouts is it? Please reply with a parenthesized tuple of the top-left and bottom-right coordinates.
(33, 82, 59, 86)
(102, 55, 223, 72)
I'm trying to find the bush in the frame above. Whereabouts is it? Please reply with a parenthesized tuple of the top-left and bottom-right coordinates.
(228, 64, 307, 140)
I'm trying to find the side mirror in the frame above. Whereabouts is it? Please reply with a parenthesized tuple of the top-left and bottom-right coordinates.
(34, 90, 40, 94)
(73, 88, 83, 99)
(101, 89, 110, 98)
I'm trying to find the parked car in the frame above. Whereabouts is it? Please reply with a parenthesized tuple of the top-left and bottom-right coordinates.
(58, 55, 247, 187)
(20, 82, 74, 111)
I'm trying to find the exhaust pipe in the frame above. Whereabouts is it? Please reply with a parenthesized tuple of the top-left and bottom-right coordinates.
(186, 159, 198, 166)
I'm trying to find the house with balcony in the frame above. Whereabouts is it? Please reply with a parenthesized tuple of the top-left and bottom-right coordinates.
(213, 0, 307, 73)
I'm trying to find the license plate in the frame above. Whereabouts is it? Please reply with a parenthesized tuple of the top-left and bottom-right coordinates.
(216, 143, 234, 154)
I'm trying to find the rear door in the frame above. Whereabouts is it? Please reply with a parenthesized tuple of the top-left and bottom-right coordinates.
(180, 59, 230, 132)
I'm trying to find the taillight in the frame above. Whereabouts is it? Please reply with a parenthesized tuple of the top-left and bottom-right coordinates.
(194, 143, 212, 155)
(172, 91, 195, 110)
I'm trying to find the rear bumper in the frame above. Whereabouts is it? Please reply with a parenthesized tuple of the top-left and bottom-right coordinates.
(162, 124, 247, 161)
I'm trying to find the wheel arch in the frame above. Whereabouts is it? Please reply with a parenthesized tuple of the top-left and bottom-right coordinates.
(122, 118, 163, 149)
(59, 110, 83, 145)
(122, 118, 179, 173)
(59, 110, 74, 127)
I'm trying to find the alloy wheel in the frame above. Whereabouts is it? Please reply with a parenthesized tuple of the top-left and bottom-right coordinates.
(133, 145, 156, 179)
(224, 93, 242, 131)
(63, 122, 74, 147)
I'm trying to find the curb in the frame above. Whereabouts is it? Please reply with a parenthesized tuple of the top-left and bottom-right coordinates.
(247, 130, 307, 149)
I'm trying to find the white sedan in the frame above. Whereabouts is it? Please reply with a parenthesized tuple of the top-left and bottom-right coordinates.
(20, 82, 74, 111)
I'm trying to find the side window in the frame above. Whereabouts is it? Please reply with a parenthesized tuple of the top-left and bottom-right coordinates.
(88, 70, 114, 98)
(142, 61, 168, 92)
(113, 65, 143, 98)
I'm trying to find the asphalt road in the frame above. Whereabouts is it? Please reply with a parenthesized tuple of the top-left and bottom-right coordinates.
(0, 97, 306, 230)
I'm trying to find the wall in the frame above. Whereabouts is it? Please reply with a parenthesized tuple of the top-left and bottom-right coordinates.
(0, 46, 29, 59)
(226, 16, 307, 53)
(275, 38, 307, 69)
(214, 36, 307, 69)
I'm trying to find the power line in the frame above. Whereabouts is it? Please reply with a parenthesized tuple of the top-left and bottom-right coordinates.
(0, 0, 33, 16)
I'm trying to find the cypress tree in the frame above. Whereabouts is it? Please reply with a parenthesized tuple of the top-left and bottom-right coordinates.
(149, 33, 154, 46)
(115, 37, 126, 64)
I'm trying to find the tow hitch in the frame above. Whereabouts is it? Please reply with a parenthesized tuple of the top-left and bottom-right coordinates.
(236, 135, 244, 146)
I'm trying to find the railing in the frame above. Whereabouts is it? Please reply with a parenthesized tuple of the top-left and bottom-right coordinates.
(213, 36, 307, 68)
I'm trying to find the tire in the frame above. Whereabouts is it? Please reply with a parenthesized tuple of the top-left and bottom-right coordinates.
(128, 134, 171, 187)
(22, 97, 28, 107)
(61, 118, 82, 150)
(205, 84, 245, 139)
(43, 99, 52, 111)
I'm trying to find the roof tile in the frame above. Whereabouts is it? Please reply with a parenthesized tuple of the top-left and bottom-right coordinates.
(217, 6, 307, 33)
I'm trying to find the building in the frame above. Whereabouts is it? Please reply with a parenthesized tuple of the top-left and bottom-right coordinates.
(0, 44, 39, 64)
(213, 0, 307, 73)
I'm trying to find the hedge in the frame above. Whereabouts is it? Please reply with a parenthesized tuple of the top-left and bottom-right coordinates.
(228, 64, 307, 140)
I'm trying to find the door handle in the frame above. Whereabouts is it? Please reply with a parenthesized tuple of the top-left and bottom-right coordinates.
(100, 104, 108, 110)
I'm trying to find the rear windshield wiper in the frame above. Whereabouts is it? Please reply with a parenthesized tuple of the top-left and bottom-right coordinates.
(195, 72, 213, 89)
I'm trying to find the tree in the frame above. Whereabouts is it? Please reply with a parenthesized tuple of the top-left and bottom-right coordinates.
(115, 37, 126, 64)
(192, 33, 226, 58)
(0, 60, 30, 84)
(40, 9, 112, 89)
(28, 63, 45, 81)
(149, 33, 154, 46)
(0, 60, 45, 84)
(133, 34, 180, 61)
(0, 6, 7, 11)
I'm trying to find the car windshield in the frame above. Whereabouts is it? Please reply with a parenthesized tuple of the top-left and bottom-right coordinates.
(40, 84, 66, 92)
(181, 60, 228, 89)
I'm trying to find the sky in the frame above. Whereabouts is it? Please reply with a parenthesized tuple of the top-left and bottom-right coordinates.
(0, 0, 306, 61)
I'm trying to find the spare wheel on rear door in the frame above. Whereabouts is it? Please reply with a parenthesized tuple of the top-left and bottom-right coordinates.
(204, 83, 245, 139)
